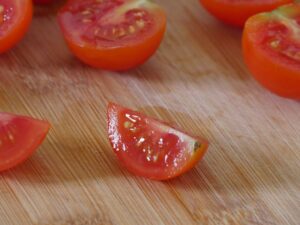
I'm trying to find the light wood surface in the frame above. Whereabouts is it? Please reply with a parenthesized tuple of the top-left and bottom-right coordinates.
(0, 1, 299, 224)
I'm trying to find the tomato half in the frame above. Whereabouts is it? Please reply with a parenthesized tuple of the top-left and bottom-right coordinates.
(0, 0, 32, 53)
(107, 103, 209, 180)
(0, 113, 50, 171)
(58, 0, 166, 71)
(199, 0, 292, 27)
(243, 3, 300, 99)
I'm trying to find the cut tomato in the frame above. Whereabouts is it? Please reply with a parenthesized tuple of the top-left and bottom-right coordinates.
(0, 0, 32, 53)
(199, 0, 292, 27)
(58, 0, 166, 71)
(243, 3, 300, 99)
(0, 113, 50, 171)
(107, 103, 209, 180)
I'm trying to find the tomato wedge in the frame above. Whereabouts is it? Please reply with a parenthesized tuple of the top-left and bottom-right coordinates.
(107, 103, 209, 180)
(0, 0, 32, 53)
(58, 0, 166, 71)
(243, 3, 300, 99)
(199, 0, 292, 27)
(0, 113, 50, 171)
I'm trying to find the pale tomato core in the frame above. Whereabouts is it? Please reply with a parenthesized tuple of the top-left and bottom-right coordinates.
(257, 11, 300, 65)
(60, 0, 156, 47)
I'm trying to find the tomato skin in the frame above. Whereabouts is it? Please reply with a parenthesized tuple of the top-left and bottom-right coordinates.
(64, 22, 166, 71)
(0, 0, 33, 54)
(107, 103, 209, 180)
(0, 113, 50, 172)
(242, 4, 300, 99)
(199, 0, 292, 27)
(58, 0, 167, 71)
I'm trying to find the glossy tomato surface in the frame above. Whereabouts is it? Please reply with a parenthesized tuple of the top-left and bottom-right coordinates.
(58, 0, 166, 71)
(200, 0, 292, 27)
(0, 0, 32, 53)
(243, 3, 300, 99)
(107, 103, 209, 180)
(0, 113, 50, 171)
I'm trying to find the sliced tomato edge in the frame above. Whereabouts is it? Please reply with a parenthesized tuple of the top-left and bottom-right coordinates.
(200, 0, 293, 27)
(0, 115, 51, 172)
(107, 102, 209, 180)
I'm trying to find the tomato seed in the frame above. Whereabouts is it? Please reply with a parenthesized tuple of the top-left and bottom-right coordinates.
(269, 39, 280, 49)
(118, 28, 126, 37)
(82, 18, 92, 23)
(81, 10, 92, 16)
(94, 28, 100, 35)
(136, 20, 145, 28)
(8, 133, 14, 141)
(134, 11, 145, 18)
(152, 154, 159, 162)
(128, 25, 135, 34)
(124, 121, 134, 129)
(112, 27, 117, 35)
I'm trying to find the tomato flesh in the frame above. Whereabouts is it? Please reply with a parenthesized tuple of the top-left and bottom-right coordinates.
(33, 0, 55, 4)
(243, 3, 300, 99)
(0, 113, 50, 171)
(199, 0, 292, 27)
(58, 0, 166, 71)
(0, 0, 32, 53)
(107, 103, 209, 180)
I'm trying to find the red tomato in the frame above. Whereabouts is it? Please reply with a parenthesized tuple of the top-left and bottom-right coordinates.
(58, 0, 166, 71)
(243, 3, 300, 99)
(0, 0, 32, 53)
(107, 103, 209, 180)
(0, 113, 50, 171)
(199, 0, 292, 27)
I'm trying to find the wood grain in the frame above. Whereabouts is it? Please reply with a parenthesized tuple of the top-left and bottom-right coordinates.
(0, 0, 299, 224)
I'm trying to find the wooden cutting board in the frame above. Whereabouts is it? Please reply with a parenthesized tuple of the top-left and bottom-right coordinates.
(0, 1, 299, 224)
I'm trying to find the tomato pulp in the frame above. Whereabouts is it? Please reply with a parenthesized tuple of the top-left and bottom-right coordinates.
(243, 3, 300, 99)
(58, 0, 166, 71)
(107, 103, 209, 180)
(199, 0, 292, 27)
(0, 0, 32, 53)
(0, 113, 50, 171)
(34, 0, 55, 4)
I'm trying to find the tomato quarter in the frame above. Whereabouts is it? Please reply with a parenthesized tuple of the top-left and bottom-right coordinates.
(243, 3, 300, 99)
(0, 0, 32, 53)
(0, 113, 50, 172)
(107, 103, 209, 180)
(199, 0, 292, 27)
(58, 0, 166, 71)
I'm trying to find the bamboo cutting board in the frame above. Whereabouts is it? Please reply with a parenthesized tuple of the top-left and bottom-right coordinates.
(0, 1, 299, 224)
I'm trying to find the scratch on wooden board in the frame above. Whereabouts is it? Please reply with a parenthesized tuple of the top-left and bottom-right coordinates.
(193, 204, 276, 225)
(39, 214, 113, 225)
